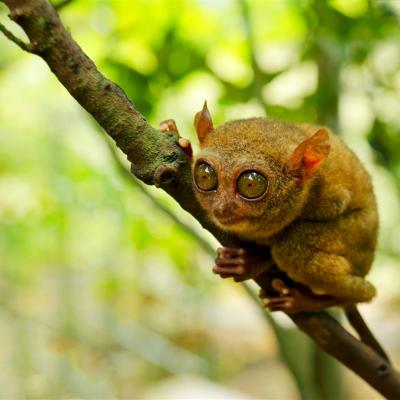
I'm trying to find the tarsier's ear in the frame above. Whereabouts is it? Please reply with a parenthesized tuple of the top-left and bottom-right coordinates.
(194, 101, 213, 143)
(287, 128, 330, 181)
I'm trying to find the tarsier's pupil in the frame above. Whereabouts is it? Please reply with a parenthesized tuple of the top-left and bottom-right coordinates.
(194, 162, 218, 191)
(237, 171, 267, 199)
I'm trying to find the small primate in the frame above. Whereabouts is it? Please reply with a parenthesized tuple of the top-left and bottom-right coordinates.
(159, 102, 387, 360)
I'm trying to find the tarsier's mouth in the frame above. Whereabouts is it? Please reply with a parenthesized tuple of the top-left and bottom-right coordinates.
(214, 215, 247, 226)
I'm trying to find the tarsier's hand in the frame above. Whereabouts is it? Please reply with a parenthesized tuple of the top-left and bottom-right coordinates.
(159, 119, 192, 157)
(213, 247, 273, 282)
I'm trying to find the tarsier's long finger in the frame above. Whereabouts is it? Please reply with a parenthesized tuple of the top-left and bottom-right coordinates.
(262, 296, 294, 311)
(271, 278, 290, 295)
(217, 247, 246, 259)
(215, 257, 244, 266)
(159, 119, 192, 157)
(214, 273, 247, 282)
(213, 264, 245, 276)
(267, 303, 295, 312)
(159, 119, 179, 133)
(178, 138, 193, 157)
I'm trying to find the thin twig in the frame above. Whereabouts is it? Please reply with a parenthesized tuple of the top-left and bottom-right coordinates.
(0, 22, 31, 52)
(54, 0, 74, 10)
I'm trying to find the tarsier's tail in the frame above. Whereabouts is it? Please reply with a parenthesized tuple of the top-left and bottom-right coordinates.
(345, 304, 390, 363)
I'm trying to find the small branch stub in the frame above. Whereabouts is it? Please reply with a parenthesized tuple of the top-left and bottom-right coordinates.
(0, 21, 32, 51)
(154, 164, 178, 187)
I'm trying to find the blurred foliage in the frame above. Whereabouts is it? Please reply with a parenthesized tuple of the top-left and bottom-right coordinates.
(0, 0, 400, 398)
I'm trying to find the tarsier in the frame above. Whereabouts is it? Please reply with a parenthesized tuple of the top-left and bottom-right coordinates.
(160, 102, 387, 359)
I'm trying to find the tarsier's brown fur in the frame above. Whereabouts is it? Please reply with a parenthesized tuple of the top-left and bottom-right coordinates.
(194, 115, 378, 304)
(159, 103, 387, 360)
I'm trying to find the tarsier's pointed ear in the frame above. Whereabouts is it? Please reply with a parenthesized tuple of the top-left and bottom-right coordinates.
(194, 101, 213, 143)
(287, 128, 330, 181)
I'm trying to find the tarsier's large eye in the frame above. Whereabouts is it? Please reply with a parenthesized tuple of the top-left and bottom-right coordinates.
(237, 171, 267, 199)
(194, 162, 218, 191)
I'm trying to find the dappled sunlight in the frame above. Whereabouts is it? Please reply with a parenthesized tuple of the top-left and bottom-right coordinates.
(0, 0, 399, 399)
(263, 61, 318, 109)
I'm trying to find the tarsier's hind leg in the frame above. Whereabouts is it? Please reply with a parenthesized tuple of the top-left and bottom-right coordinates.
(271, 208, 377, 305)
(295, 253, 376, 303)
(272, 247, 376, 305)
(339, 274, 376, 302)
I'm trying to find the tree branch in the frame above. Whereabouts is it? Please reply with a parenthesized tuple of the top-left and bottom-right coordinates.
(1, 1, 400, 398)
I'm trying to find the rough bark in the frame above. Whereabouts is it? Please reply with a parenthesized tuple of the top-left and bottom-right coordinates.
(1, 1, 400, 398)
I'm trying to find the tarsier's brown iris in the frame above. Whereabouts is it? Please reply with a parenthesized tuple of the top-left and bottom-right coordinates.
(194, 162, 218, 191)
(237, 171, 267, 199)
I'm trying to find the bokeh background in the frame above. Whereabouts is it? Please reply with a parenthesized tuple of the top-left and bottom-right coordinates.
(1, 0, 400, 398)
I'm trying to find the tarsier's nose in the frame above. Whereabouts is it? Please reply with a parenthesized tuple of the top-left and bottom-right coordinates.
(213, 202, 237, 220)
(213, 205, 229, 219)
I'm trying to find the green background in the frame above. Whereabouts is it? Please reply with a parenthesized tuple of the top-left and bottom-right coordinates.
(0, 0, 399, 398)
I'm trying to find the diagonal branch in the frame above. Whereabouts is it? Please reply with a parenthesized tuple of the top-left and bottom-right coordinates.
(1, 1, 400, 398)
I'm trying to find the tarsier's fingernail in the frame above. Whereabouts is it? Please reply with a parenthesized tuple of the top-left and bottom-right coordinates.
(272, 278, 288, 294)
(159, 119, 177, 132)
(179, 138, 190, 148)
(262, 298, 271, 306)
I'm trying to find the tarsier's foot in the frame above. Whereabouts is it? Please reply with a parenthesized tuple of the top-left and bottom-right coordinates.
(213, 247, 272, 282)
(262, 279, 347, 314)
(159, 119, 192, 157)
